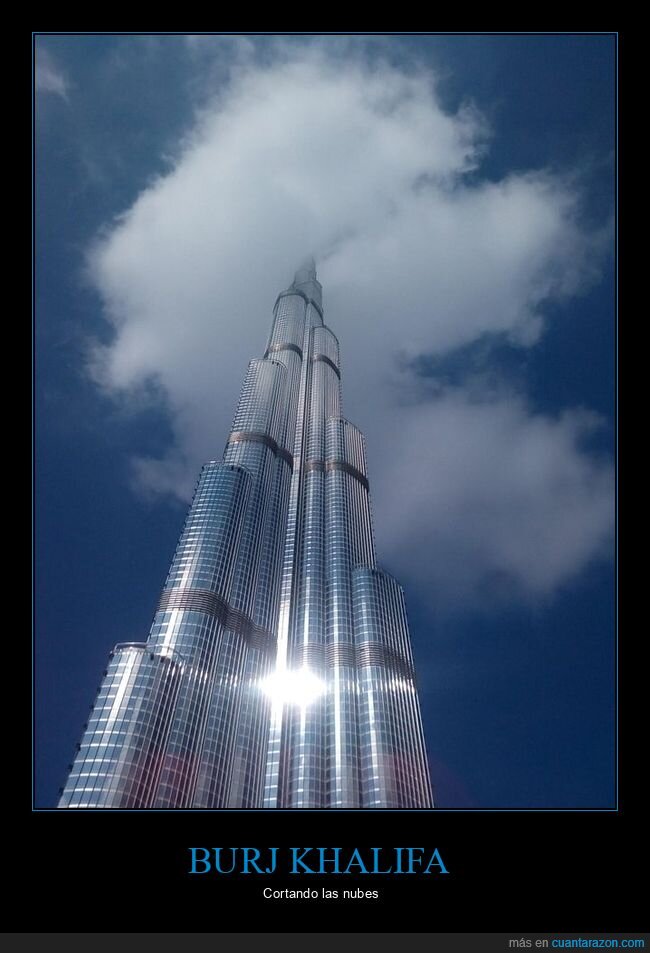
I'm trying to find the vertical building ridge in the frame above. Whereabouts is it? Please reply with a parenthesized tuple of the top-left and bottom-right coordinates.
(59, 263, 434, 809)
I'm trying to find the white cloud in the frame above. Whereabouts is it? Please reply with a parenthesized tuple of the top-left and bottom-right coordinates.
(371, 394, 613, 606)
(86, 44, 613, 605)
(35, 48, 69, 100)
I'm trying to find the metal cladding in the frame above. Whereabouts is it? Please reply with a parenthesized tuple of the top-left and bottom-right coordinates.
(59, 261, 433, 809)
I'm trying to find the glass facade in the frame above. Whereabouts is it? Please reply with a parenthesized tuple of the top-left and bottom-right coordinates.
(59, 261, 433, 809)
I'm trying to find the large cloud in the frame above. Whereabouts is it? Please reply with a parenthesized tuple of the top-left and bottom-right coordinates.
(87, 44, 613, 605)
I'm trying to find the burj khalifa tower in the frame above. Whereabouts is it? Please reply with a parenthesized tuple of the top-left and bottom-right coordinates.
(59, 261, 433, 809)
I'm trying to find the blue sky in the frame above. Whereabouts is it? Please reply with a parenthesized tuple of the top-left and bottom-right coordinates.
(35, 33, 615, 809)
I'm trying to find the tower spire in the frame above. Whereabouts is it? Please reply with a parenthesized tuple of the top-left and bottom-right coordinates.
(291, 256, 322, 311)
(294, 255, 316, 283)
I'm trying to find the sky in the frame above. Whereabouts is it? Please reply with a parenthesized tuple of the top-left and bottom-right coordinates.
(34, 33, 616, 809)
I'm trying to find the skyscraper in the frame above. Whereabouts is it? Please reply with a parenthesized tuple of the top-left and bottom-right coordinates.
(58, 262, 433, 809)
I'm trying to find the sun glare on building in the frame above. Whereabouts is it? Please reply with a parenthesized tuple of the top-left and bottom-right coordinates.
(261, 668, 326, 708)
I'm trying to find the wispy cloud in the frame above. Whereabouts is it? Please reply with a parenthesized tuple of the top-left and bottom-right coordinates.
(86, 42, 613, 608)
(35, 48, 69, 100)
